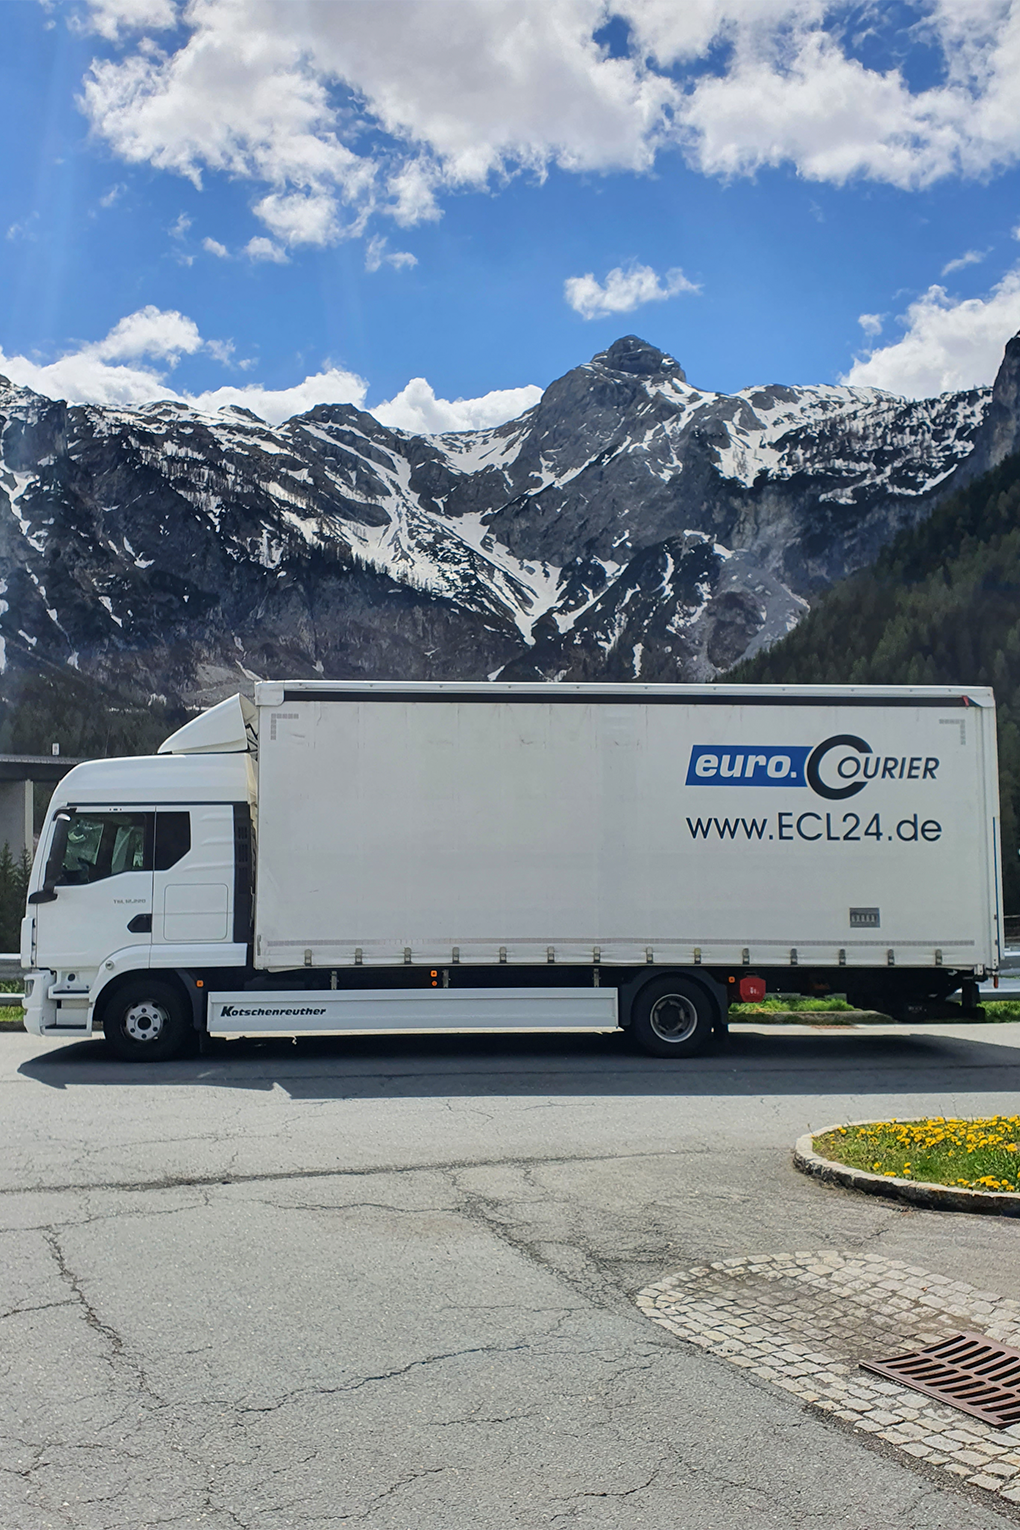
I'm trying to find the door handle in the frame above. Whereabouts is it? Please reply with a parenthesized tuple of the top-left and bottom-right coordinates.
(127, 913, 152, 933)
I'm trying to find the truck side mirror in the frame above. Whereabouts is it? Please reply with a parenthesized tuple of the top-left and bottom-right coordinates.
(28, 812, 71, 904)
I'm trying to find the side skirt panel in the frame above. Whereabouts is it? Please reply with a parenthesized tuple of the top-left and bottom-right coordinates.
(208, 986, 619, 1035)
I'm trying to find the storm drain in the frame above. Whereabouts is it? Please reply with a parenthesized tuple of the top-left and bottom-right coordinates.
(862, 1333, 1020, 1429)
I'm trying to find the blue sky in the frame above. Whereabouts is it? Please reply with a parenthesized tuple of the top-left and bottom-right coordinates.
(2, 0, 1020, 429)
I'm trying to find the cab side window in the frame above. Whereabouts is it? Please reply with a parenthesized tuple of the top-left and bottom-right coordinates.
(155, 812, 191, 870)
(58, 812, 152, 885)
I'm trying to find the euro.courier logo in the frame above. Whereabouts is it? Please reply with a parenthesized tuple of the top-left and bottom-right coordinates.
(685, 736, 940, 801)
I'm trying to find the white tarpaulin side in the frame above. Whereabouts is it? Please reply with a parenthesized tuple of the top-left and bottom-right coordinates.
(251, 685, 1000, 972)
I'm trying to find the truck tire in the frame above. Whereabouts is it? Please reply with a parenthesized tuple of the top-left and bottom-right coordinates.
(630, 974, 715, 1058)
(101, 977, 192, 1062)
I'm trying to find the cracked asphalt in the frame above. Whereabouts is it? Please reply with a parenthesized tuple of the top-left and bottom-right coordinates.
(4, 1019, 1020, 1529)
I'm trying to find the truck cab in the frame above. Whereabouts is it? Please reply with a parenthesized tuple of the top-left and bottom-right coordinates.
(22, 698, 255, 1051)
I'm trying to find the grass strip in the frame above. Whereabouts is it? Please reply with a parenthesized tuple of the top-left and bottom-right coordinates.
(981, 999, 1020, 1019)
(0, 978, 23, 1029)
(731, 997, 1020, 1022)
(731, 995, 856, 1014)
(814, 1116, 1020, 1193)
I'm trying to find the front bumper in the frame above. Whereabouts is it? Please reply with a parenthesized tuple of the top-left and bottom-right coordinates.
(22, 972, 56, 1035)
(22, 971, 93, 1036)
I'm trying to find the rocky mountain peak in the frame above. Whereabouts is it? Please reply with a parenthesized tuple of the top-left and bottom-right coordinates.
(222, 404, 268, 424)
(0, 331, 1017, 712)
(593, 335, 688, 382)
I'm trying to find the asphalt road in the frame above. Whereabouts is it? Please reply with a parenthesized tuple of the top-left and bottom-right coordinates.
(5, 1019, 1020, 1529)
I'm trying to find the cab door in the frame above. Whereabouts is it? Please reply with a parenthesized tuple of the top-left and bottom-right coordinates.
(151, 805, 234, 947)
(31, 807, 155, 970)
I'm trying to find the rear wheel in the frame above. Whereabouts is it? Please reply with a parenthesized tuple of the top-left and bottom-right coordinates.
(630, 974, 716, 1058)
(101, 977, 192, 1062)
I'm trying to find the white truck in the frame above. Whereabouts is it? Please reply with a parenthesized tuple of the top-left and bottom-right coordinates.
(21, 680, 1003, 1060)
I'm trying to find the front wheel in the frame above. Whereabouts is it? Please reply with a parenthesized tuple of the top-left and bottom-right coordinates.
(630, 974, 716, 1058)
(101, 977, 192, 1062)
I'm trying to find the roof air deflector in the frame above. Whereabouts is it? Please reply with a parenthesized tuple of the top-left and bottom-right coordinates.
(158, 694, 256, 755)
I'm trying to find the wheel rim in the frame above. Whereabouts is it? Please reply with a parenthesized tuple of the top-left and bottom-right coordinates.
(649, 993, 699, 1044)
(123, 999, 168, 1043)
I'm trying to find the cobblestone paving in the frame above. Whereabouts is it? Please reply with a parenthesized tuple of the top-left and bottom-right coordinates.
(637, 1251, 1020, 1506)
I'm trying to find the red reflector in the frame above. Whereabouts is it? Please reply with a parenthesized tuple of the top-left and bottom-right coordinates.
(739, 976, 766, 1003)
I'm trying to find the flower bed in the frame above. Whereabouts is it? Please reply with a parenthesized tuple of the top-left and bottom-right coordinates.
(813, 1116, 1020, 1193)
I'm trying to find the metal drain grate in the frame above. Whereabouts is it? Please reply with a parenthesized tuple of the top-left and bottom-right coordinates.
(861, 1332, 1020, 1429)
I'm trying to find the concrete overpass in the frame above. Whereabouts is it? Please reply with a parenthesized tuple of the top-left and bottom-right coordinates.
(0, 755, 82, 861)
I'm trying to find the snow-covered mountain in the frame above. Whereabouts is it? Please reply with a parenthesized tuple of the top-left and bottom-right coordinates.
(1, 331, 1018, 708)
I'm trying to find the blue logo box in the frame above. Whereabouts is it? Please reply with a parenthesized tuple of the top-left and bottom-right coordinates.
(685, 745, 812, 786)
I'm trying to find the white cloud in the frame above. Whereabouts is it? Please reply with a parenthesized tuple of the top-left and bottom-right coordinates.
(203, 338, 235, 365)
(186, 368, 368, 423)
(202, 235, 229, 258)
(858, 312, 884, 337)
(89, 304, 205, 362)
(564, 261, 699, 320)
(168, 212, 191, 239)
(941, 248, 987, 276)
(842, 271, 1020, 397)
(0, 306, 231, 410)
(85, 0, 177, 41)
(254, 190, 340, 248)
(387, 158, 442, 228)
(77, 0, 677, 251)
(244, 236, 288, 264)
(364, 234, 417, 273)
(372, 378, 542, 433)
(0, 306, 534, 432)
(667, 3, 1020, 189)
(0, 343, 365, 425)
(678, 31, 956, 187)
(1, 348, 174, 410)
(75, 0, 1020, 248)
(98, 182, 126, 208)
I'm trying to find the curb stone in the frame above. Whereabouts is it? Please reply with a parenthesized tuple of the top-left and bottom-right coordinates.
(795, 1120, 1020, 1217)
(730, 1009, 887, 1026)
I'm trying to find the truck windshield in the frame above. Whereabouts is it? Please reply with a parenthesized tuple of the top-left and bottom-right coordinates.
(56, 811, 152, 885)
